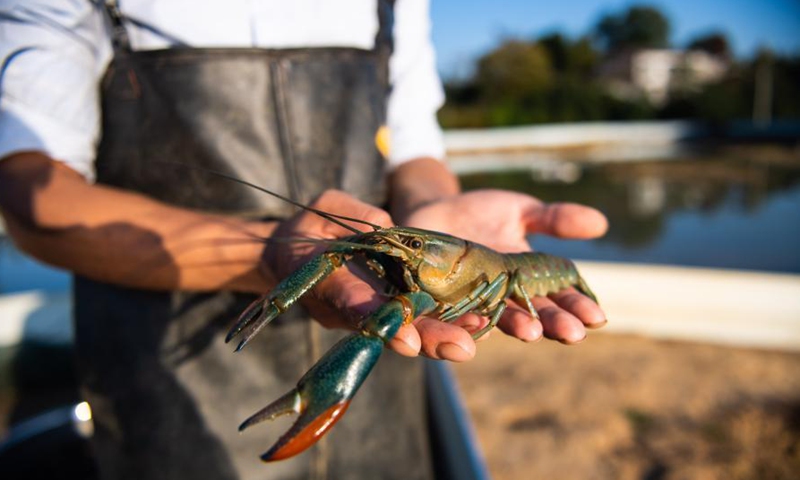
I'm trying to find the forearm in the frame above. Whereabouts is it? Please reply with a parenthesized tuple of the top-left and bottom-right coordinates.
(0, 152, 274, 293)
(388, 157, 460, 222)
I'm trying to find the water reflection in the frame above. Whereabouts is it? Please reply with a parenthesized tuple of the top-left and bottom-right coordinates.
(460, 147, 800, 273)
(1, 149, 799, 295)
(0, 234, 71, 294)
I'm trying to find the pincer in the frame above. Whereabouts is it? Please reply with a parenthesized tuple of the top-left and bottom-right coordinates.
(233, 291, 437, 461)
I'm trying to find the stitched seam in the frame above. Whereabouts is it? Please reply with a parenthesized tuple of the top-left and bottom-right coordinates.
(270, 59, 301, 204)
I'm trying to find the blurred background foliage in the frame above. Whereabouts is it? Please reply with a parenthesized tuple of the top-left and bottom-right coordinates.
(438, 4, 800, 128)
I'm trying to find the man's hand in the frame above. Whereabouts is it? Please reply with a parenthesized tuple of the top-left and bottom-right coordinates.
(264, 190, 436, 357)
(400, 188, 608, 351)
(264, 190, 392, 327)
(389, 158, 608, 362)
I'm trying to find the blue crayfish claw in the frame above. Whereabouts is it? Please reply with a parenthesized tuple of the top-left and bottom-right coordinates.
(241, 333, 384, 462)
(239, 388, 352, 462)
(226, 254, 340, 352)
(238, 292, 438, 462)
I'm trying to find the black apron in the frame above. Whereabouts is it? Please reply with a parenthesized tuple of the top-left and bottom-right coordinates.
(73, 2, 433, 479)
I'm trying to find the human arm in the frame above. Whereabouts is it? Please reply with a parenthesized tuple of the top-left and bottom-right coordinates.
(0, 151, 424, 358)
(0, 151, 275, 293)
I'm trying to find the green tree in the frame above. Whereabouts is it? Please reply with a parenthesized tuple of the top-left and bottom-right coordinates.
(475, 40, 553, 100)
(539, 33, 599, 77)
(569, 37, 600, 77)
(687, 32, 732, 61)
(771, 55, 800, 118)
(595, 5, 670, 52)
(539, 33, 570, 72)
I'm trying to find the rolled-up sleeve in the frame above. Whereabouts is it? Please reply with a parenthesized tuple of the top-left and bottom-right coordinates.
(386, 0, 445, 166)
(0, 0, 111, 180)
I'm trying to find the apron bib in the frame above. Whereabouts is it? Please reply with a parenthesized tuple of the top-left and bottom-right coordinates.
(74, 3, 433, 479)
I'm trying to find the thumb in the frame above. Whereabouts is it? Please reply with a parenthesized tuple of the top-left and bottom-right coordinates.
(523, 202, 608, 239)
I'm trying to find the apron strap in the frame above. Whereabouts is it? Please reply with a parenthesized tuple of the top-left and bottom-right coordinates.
(102, 0, 132, 53)
(375, 0, 396, 55)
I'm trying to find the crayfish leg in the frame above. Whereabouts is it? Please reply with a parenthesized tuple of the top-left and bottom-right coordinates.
(471, 301, 507, 340)
(512, 280, 540, 321)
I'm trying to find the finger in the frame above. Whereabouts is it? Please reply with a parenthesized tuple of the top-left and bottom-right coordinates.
(548, 288, 607, 329)
(387, 324, 422, 357)
(310, 190, 393, 236)
(524, 202, 608, 240)
(389, 314, 487, 356)
(313, 268, 383, 328)
(414, 317, 476, 362)
(532, 295, 587, 344)
(496, 303, 543, 342)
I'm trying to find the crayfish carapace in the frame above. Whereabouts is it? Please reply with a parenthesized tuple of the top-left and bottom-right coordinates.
(213, 170, 599, 462)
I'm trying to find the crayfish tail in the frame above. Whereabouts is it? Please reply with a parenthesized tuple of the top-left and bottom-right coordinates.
(260, 400, 351, 462)
(575, 275, 599, 305)
(240, 390, 302, 432)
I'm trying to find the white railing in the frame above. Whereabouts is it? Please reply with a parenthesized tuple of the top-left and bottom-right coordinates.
(577, 261, 800, 351)
(444, 120, 705, 154)
(443, 121, 707, 172)
(2, 262, 798, 352)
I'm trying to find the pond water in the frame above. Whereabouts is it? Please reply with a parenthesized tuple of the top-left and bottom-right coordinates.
(1, 148, 799, 295)
(460, 149, 800, 274)
(0, 236, 71, 294)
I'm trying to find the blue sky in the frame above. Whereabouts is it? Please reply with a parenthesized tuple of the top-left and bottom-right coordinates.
(430, 0, 800, 78)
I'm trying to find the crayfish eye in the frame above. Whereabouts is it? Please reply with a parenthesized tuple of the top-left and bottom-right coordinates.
(409, 238, 423, 249)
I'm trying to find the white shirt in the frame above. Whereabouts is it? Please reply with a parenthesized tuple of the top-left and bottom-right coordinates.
(0, 0, 445, 181)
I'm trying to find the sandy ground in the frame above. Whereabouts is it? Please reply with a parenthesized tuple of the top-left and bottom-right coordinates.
(452, 332, 800, 480)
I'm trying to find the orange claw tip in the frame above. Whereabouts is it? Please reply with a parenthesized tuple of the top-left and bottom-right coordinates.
(260, 401, 351, 462)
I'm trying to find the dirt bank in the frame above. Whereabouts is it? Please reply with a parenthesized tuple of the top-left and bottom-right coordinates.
(453, 333, 800, 480)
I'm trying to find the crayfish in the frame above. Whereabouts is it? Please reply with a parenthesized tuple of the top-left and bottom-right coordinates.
(216, 172, 599, 462)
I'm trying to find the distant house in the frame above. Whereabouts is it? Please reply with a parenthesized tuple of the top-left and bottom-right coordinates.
(597, 49, 729, 105)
